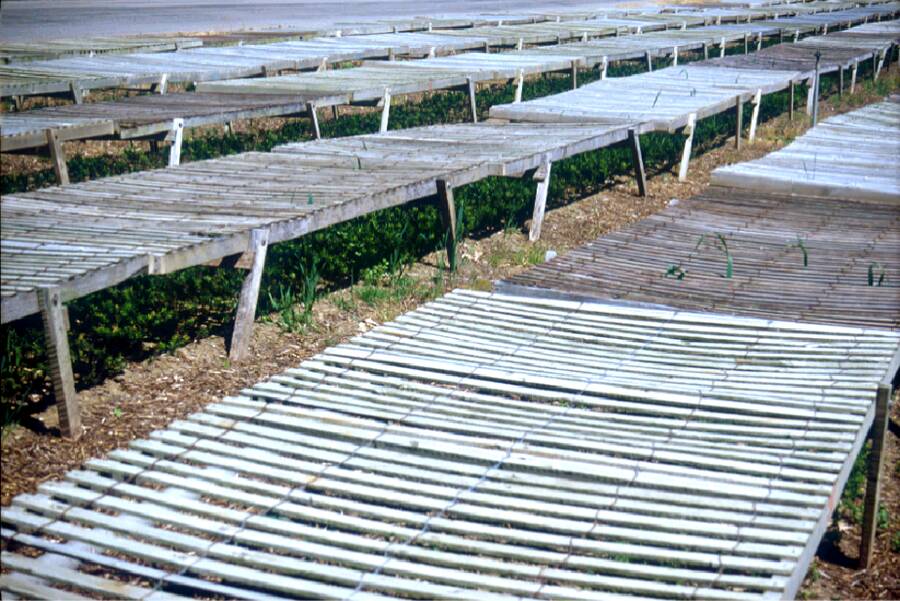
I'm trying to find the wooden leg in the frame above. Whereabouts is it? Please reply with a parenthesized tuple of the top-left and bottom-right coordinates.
(645, 51, 652, 72)
(735, 96, 743, 150)
(151, 73, 168, 95)
(703, 43, 709, 60)
(757, 32, 763, 51)
(436, 180, 457, 263)
(851, 60, 858, 93)
(672, 46, 678, 66)
(307, 102, 321, 140)
(167, 118, 184, 167)
(805, 79, 815, 115)
(513, 69, 524, 103)
(529, 160, 553, 242)
(628, 129, 647, 197)
(45, 128, 70, 186)
(379, 90, 391, 133)
(748, 89, 762, 144)
(720, 38, 726, 58)
(466, 77, 478, 123)
(229, 229, 269, 363)
(859, 385, 890, 568)
(69, 82, 83, 105)
(839, 66, 844, 98)
(38, 287, 81, 439)
(678, 113, 696, 182)
(570, 61, 578, 89)
(601, 57, 608, 80)
(744, 34, 749, 54)
(789, 81, 795, 120)
(875, 51, 884, 81)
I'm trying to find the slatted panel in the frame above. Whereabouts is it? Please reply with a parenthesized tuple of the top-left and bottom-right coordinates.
(2, 2, 894, 99)
(196, 23, 784, 97)
(0, 36, 202, 64)
(1, 289, 897, 600)
(712, 97, 900, 201)
(501, 188, 900, 329)
(0, 121, 629, 324)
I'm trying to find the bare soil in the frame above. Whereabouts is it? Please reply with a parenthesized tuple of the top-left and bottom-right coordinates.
(2, 79, 899, 599)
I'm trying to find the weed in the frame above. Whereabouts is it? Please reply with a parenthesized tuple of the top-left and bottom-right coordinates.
(696, 233, 733, 279)
(665, 264, 687, 280)
(868, 262, 886, 286)
(789, 236, 809, 267)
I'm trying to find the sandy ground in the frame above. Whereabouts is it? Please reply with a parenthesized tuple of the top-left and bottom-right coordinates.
(0, 0, 649, 42)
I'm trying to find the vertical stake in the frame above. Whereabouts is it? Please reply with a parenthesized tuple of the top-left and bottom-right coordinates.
(69, 82, 84, 104)
(601, 56, 608, 80)
(811, 51, 821, 125)
(850, 60, 858, 93)
(678, 113, 696, 182)
(529, 158, 553, 242)
(645, 51, 653, 72)
(672, 46, 678, 66)
(628, 128, 647, 197)
(720, 37, 726, 58)
(168, 118, 184, 167)
(45, 128, 70, 186)
(514, 69, 524, 103)
(859, 385, 890, 568)
(735, 95, 744, 150)
(307, 102, 321, 140)
(229, 229, 269, 363)
(789, 80, 795, 121)
(379, 89, 392, 132)
(38, 287, 81, 439)
(839, 64, 844, 98)
(466, 77, 478, 123)
(748, 89, 762, 143)
(436, 180, 457, 264)
(571, 61, 578, 89)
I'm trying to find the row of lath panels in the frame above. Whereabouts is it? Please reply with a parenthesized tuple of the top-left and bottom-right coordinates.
(0, 13, 709, 97)
(2, 7, 896, 150)
(501, 187, 900, 329)
(712, 95, 900, 201)
(2, 289, 899, 600)
(3, 21, 897, 323)
(0, 1, 891, 97)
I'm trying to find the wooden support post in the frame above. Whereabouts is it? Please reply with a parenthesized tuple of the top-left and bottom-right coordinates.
(735, 96, 744, 150)
(317, 57, 328, 72)
(805, 78, 815, 115)
(516, 37, 524, 51)
(744, 33, 749, 54)
(839, 65, 844, 98)
(513, 69, 524, 103)
(859, 385, 890, 569)
(436, 179, 457, 262)
(69, 82, 83, 104)
(703, 43, 709, 60)
(851, 60, 858, 93)
(600, 56, 608, 80)
(167, 118, 184, 167)
(483, 41, 490, 54)
(387, 48, 395, 61)
(672, 46, 678, 66)
(151, 73, 169, 94)
(38, 287, 81, 439)
(789, 80, 795, 120)
(229, 229, 269, 362)
(428, 46, 436, 58)
(12, 95, 25, 111)
(466, 77, 478, 123)
(628, 129, 647, 197)
(678, 113, 696, 182)
(874, 50, 884, 80)
(748, 89, 762, 143)
(570, 61, 578, 89)
(379, 89, 391, 132)
(45, 128, 70, 186)
(779, 29, 784, 44)
(720, 37, 726, 58)
(307, 102, 321, 139)
(793, 29, 800, 43)
(529, 159, 552, 242)
(645, 51, 653, 72)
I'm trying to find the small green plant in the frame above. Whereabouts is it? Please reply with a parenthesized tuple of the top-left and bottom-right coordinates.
(789, 236, 808, 267)
(113, 406, 123, 418)
(696, 233, 733, 279)
(665, 264, 687, 280)
(891, 530, 900, 553)
(266, 284, 309, 333)
(868, 262, 886, 286)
